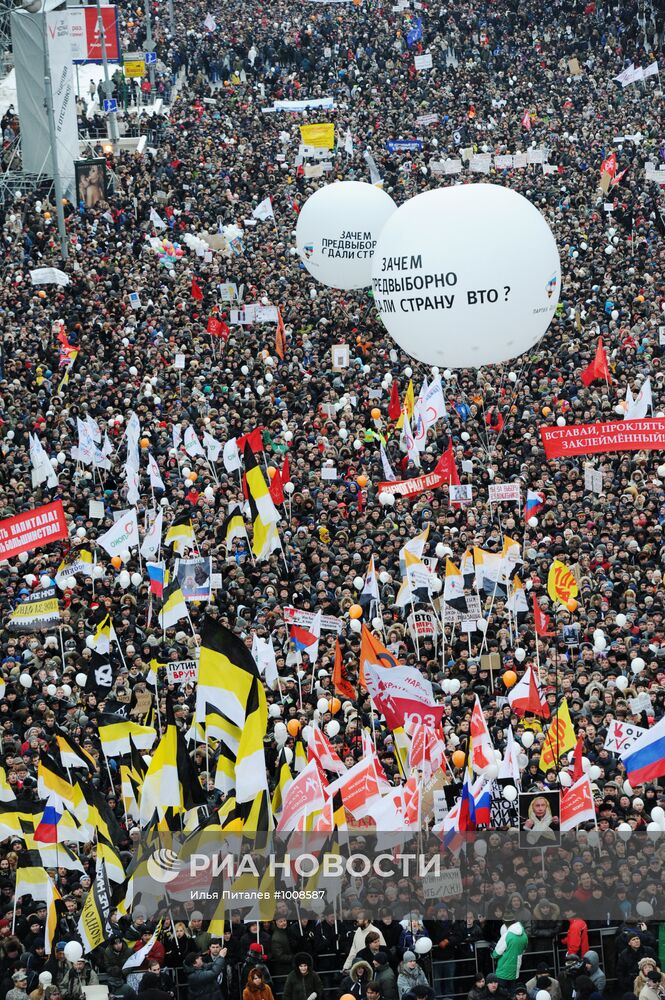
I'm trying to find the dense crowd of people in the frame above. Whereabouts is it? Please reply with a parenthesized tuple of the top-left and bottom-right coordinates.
(0, 0, 664, 997)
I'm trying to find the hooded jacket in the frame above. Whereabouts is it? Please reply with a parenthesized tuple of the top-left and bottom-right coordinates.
(492, 924, 529, 983)
(583, 952, 607, 993)
(339, 961, 373, 1000)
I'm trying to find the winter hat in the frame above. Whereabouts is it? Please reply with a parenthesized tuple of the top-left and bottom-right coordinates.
(647, 972, 662, 985)
(537, 977, 551, 990)
(403, 951, 417, 962)
(374, 953, 389, 967)
(38, 974, 52, 987)
(639, 958, 657, 971)
(249, 943, 265, 955)
(486, 975, 499, 985)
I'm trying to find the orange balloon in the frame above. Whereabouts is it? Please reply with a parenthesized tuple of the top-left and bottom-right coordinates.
(349, 604, 363, 619)
(357, 474, 368, 488)
(287, 720, 300, 737)
(267, 466, 277, 479)
(542, 406, 551, 417)
(111, 556, 122, 569)
(37, 290, 46, 299)
(452, 750, 465, 769)
(328, 697, 341, 715)
(188, 471, 197, 481)
(503, 670, 517, 689)
(43, 212, 51, 220)
(567, 598, 578, 612)
(140, 438, 150, 449)
(371, 408, 381, 420)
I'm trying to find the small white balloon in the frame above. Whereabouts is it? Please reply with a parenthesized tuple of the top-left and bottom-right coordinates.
(521, 732, 535, 749)
(646, 821, 662, 840)
(581, 756, 591, 773)
(636, 901, 654, 918)
(92, 565, 105, 580)
(483, 764, 499, 780)
(528, 516, 538, 527)
(325, 720, 340, 738)
(75, 673, 87, 687)
(631, 657, 645, 674)
(64, 942, 83, 963)
(40, 574, 51, 589)
(131, 572, 143, 587)
(514, 648, 526, 663)
(615, 613, 627, 627)
(119, 549, 131, 563)
(118, 571, 131, 588)
(371, 617, 382, 630)
(449, 679, 461, 694)
(588, 765, 602, 781)
(76, 527, 86, 539)
(556, 416, 566, 427)
(473, 840, 487, 857)
(594, 637, 607, 652)
(268, 704, 282, 718)
(349, 619, 362, 633)
(414, 938, 433, 955)
(503, 785, 518, 802)
(617, 823, 632, 840)
(353, 575, 364, 591)
(616, 675, 629, 692)
(18, 551, 29, 564)
(47, 684, 57, 696)
(650, 807, 665, 825)
(517, 753, 529, 768)
(302, 725, 314, 742)
(317, 697, 329, 713)
(559, 770, 572, 787)
(536, 991, 551, 1000)
(19, 673, 32, 688)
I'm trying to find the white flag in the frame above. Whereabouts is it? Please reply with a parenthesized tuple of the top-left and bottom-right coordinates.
(363, 149, 383, 186)
(123, 923, 163, 970)
(203, 12, 216, 31)
(252, 197, 274, 222)
(644, 61, 659, 79)
(624, 377, 652, 419)
(147, 453, 165, 492)
(614, 63, 635, 87)
(97, 509, 139, 556)
(149, 208, 166, 230)
(402, 411, 421, 468)
(183, 426, 205, 458)
(380, 443, 397, 482)
(223, 437, 241, 473)
(202, 431, 222, 463)
(140, 508, 163, 560)
(344, 130, 354, 156)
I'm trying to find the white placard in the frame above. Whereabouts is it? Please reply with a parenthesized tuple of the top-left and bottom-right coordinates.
(331, 344, 350, 370)
(210, 573, 223, 590)
(603, 719, 647, 754)
(488, 483, 521, 504)
(89, 500, 105, 519)
(449, 484, 472, 503)
(629, 692, 654, 716)
(321, 466, 338, 480)
(174, 354, 186, 370)
(166, 659, 198, 684)
(414, 53, 433, 70)
(433, 790, 448, 825)
(422, 868, 463, 899)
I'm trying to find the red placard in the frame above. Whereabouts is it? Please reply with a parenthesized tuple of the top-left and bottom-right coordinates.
(540, 419, 665, 458)
(0, 501, 68, 560)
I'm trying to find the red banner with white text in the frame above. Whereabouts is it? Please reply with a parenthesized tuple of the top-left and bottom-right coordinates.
(0, 501, 68, 560)
(540, 419, 665, 458)
(378, 452, 454, 498)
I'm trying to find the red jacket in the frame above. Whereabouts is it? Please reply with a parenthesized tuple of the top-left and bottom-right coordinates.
(562, 918, 589, 957)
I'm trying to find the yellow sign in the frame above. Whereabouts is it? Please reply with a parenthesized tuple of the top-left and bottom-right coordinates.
(299, 123, 335, 149)
(124, 60, 145, 78)
(539, 700, 576, 772)
(547, 558, 578, 606)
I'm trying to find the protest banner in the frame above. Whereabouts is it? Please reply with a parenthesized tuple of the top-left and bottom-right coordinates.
(283, 606, 343, 634)
(166, 660, 199, 685)
(0, 501, 68, 559)
(540, 419, 665, 457)
(488, 483, 521, 504)
(604, 719, 647, 755)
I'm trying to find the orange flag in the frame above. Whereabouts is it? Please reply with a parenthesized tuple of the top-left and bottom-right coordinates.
(275, 308, 287, 360)
(359, 624, 401, 690)
(333, 637, 357, 701)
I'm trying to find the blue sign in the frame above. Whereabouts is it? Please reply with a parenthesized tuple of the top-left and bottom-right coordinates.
(406, 15, 423, 47)
(386, 140, 423, 153)
(144, 51, 157, 64)
(102, 99, 118, 113)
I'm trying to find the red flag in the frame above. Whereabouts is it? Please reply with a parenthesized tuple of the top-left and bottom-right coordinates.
(236, 427, 264, 453)
(333, 637, 357, 700)
(269, 465, 284, 505)
(207, 317, 229, 340)
(275, 307, 287, 360)
(532, 593, 554, 636)
(191, 278, 204, 301)
(521, 109, 532, 130)
(571, 731, 585, 782)
(438, 439, 461, 508)
(580, 337, 611, 386)
(507, 664, 551, 718)
(388, 381, 401, 421)
(600, 153, 617, 178)
(281, 455, 291, 484)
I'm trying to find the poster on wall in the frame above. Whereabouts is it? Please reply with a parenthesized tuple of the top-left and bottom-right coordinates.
(75, 159, 109, 211)
(69, 7, 120, 63)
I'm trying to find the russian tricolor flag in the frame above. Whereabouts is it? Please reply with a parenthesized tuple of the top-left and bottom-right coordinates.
(622, 716, 665, 785)
(147, 561, 165, 599)
(33, 796, 62, 844)
(524, 489, 545, 522)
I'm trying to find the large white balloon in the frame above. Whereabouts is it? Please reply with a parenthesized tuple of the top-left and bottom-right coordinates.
(296, 182, 396, 290)
(64, 942, 83, 963)
(371, 184, 561, 367)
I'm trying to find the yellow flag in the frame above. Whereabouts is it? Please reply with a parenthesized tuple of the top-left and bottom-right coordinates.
(539, 699, 576, 772)
(547, 559, 578, 606)
(395, 379, 415, 430)
(300, 123, 335, 148)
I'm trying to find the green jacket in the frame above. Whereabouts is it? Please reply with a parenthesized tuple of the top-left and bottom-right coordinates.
(492, 923, 529, 982)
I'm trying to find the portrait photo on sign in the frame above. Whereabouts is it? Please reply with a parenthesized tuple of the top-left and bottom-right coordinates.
(518, 790, 561, 848)
(75, 158, 109, 210)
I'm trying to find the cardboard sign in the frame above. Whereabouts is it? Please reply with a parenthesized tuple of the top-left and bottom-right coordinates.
(488, 483, 521, 504)
(481, 652, 502, 672)
(629, 692, 654, 716)
(283, 606, 342, 634)
(422, 868, 463, 899)
(414, 53, 433, 70)
(604, 719, 647, 754)
(331, 344, 350, 370)
(166, 659, 198, 684)
(88, 500, 105, 520)
(407, 611, 440, 640)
